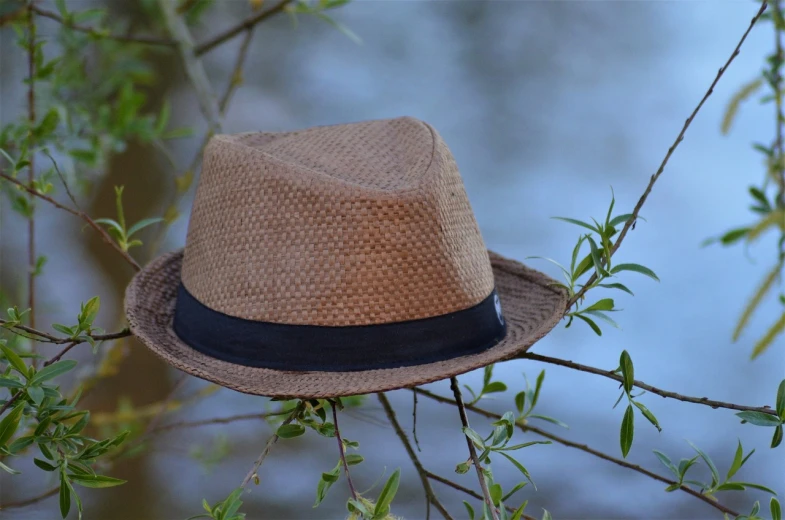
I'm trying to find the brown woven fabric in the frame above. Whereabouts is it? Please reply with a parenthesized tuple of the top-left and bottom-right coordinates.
(126, 250, 566, 398)
(124, 117, 567, 397)
(181, 117, 493, 326)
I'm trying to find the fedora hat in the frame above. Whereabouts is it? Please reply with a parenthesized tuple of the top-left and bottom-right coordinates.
(125, 117, 566, 398)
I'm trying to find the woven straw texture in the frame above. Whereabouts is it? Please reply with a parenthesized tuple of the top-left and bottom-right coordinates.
(181, 117, 494, 326)
(126, 249, 567, 398)
(125, 117, 568, 397)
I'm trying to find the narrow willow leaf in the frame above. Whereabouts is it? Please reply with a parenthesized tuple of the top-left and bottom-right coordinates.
(59, 476, 71, 518)
(374, 468, 400, 517)
(510, 501, 528, 520)
(598, 282, 634, 296)
(489, 483, 503, 506)
(483, 381, 507, 395)
(0, 343, 29, 378)
(610, 263, 660, 282)
(462, 427, 486, 449)
(721, 77, 763, 134)
(608, 213, 636, 228)
(276, 423, 305, 438)
(747, 208, 784, 243)
(632, 400, 661, 432)
(652, 450, 678, 477)
(531, 370, 545, 410)
(502, 482, 527, 502)
(726, 440, 744, 480)
(688, 441, 720, 487)
(620, 405, 634, 458)
(127, 217, 164, 237)
(735, 482, 778, 495)
(69, 474, 126, 488)
(499, 451, 537, 489)
(718, 227, 751, 245)
(463, 501, 475, 520)
(772, 497, 782, 520)
(30, 360, 77, 385)
(772, 424, 783, 448)
(776, 379, 785, 419)
(585, 298, 614, 312)
(619, 350, 634, 394)
(733, 263, 780, 342)
(587, 236, 607, 278)
(0, 401, 25, 446)
(552, 217, 599, 233)
(751, 311, 785, 359)
(528, 414, 569, 429)
(574, 314, 601, 336)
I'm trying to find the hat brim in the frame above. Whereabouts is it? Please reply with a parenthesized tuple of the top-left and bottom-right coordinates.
(125, 250, 567, 398)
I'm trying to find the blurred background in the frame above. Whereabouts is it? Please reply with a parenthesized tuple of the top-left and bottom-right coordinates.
(1, 1, 784, 519)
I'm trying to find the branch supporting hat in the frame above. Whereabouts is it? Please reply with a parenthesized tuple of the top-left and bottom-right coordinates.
(125, 117, 566, 398)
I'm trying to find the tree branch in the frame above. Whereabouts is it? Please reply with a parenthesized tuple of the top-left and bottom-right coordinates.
(332, 401, 359, 501)
(26, 0, 37, 366)
(0, 171, 141, 270)
(0, 486, 58, 510)
(414, 388, 741, 518)
(377, 393, 455, 520)
(519, 352, 777, 416)
(194, 0, 293, 56)
(450, 377, 500, 520)
(30, 5, 176, 48)
(566, 1, 769, 309)
(0, 320, 130, 345)
(240, 401, 304, 488)
(157, 0, 222, 133)
(424, 471, 536, 520)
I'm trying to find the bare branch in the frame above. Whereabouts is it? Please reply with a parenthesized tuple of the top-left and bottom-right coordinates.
(567, 1, 769, 309)
(519, 352, 777, 416)
(0, 486, 58, 510)
(425, 471, 536, 520)
(240, 401, 304, 489)
(0, 171, 141, 270)
(194, 0, 293, 56)
(377, 393, 455, 520)
(332, 401, 359, 501)
(450, 377, 500, 520)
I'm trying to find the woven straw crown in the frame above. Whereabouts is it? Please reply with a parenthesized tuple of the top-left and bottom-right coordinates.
(181, 116, 495, 326)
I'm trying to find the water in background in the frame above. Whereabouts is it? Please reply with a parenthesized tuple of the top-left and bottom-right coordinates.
(1, 2, 783, 519)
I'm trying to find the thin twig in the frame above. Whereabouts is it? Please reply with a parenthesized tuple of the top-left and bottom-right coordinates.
(148, 411, 285, 436)
(566, 1, 769, 309)
(519, 352, 777, 416)
(0, 171, 141, 270)
(332, 401, 359, 501)
(412, 389, 422, 452)
(425, 471, 536, 520)
(0, 320, 131, 345)
(450, 377, 500, 520)
(157, 0, 221, 132)
(0, 486, 58, 510)
(414, 388, 741, 517)
(240, 401, 304, 489)
(26, 0, 37, 366)
(377, 393, 455, 520)
(194, 0, 293, 56)
(218, 26, 256, 113)
(30, 5, 175, 48)
(42, 340, 78, 367)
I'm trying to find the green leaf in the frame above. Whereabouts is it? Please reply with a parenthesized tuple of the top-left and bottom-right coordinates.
(514, 391, 526, 415)
(772, 424, 783, 448)
(374, 468, 400, 517)
(59, 476, 71, 518)
(735, 482, 778, 495)
(69, 474, 127, 488)
(345, 454, 363, 466)
(499, 451, 537, 489)
(736, 411, 782, 427)
(483, 381, 507, 395)
(751, 311, 785, 359)
(587, 236, 607, 278)
(585, 298, 615, 312)
(541, 509, 553, 520)
(719, 227, 751, 245)
(552, 217, 599, 233)
(597, 282, 634, 296)
(0, 343, 29, 378)
(652, 450, 678, 478)
(0, 460, 20, 474)
(609, 213, 637, 228)
(34, 458, 57, 471)
(127, 217, 164, 238)
(528, 414, 569, 429)
(688, 441, 720, 487)
(726, 440, 745, 480)
(502, 482, 527, 502)
(51, 323, 75, 336)
(721, 77, 763, 134)
(0, 401, 25, 447)
(463, 501, 475, 520)
(610, 263, 660, 282)
(734, 264, 781, 342)
(462, 427, 485, 450)
(574, 314, 601, 336)
(27, 385, 44, 405)
(0, 376, 25, 389)
(772, 497, 782, 520)
(31, 360, 77, 385)
(276, 423, 305, 438)
(619, 350, 634, 394)
(94, 218, 125, 236)
(747, 208, 783, 243)
(489, 482, 502, 506)
(79, 296, 100, 328)
(716, 482, 746, 491)
(632, 400, 661, 432)
(620, 404, 634, 458)
(776, 379, 785, 419)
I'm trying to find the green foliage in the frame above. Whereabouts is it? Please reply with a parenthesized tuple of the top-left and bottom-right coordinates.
(285, 0, 361, 44)
(735, 379, 785, 448)
(612, 350, 661, 458)
(653, 440, 776, 500)
(531, 190, 658, 336)
(95, 186, 164, 252)
(514, 370, 568, 429)
(189, 488, 245, 520)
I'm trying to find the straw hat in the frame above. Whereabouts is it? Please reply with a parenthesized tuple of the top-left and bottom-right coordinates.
(125, 117, 566, 398)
